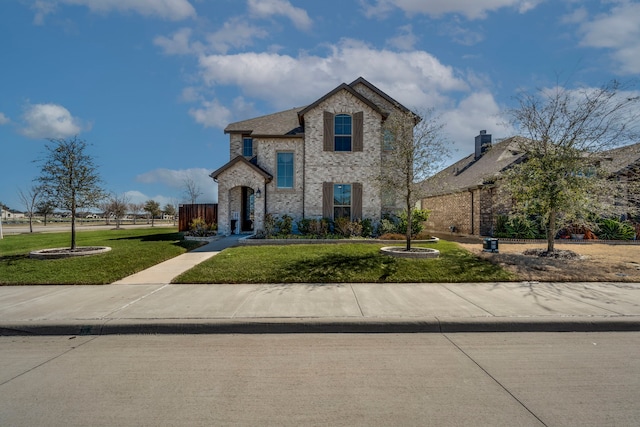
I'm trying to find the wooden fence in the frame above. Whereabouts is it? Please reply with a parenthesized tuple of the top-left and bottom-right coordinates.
(179, 204, 218, 232)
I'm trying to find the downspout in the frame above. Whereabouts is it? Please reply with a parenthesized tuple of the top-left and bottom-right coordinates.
(302, 138, 306, 218)
(469, 189, 474, 235)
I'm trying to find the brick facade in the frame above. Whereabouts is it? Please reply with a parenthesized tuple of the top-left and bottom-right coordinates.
(214, 78, 411, 235)
(422, 187, 498, 236)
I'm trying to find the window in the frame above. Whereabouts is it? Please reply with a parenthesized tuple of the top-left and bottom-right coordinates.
(243, 137, 253, 157)
(334, 114, 352, 151)
(383, 129, 394, 150)
(277, 152, 294, 188)
(333, 184, 351, 219)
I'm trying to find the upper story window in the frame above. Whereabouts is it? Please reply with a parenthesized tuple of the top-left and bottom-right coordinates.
(383, 129, 394, 151)
(334, 114, 352, 152)
(243, 137, 253, 157)
(277, 152, 294, 188)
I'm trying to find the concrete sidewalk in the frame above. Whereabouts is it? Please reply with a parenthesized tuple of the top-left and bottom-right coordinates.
(112, 234, 245, 285)
(1, 281, 639, 335)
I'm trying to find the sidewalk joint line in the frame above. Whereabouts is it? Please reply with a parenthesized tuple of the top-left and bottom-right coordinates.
(443, 334, 548, 427)
(441, 284, 497, 316)
(104, 284, 170, 318)
(349, 284, 365, 317)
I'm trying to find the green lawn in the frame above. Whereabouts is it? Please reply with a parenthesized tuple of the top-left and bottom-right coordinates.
(173, 241, 515, 283)
(0, 228, 202, 285)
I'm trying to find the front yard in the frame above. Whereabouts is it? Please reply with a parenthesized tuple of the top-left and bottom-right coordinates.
(172, 241, 515, 283)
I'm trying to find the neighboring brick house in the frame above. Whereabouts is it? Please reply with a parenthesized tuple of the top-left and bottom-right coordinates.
(211, 77, 412, 235)
(420, 131, 526, 236)
(421, 132, 640, 237)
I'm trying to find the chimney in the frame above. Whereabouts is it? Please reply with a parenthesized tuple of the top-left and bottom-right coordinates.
(474, 130, 492, 160)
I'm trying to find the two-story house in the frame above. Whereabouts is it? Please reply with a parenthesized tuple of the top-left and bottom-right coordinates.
(211, 77, 414, 235)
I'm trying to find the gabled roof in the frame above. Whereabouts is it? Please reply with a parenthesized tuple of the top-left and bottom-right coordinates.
(297, 80, 389, 125)
(422, 137, 528, 197)
(349, 76, 414, 116)
(601, 142, 640, 175)
(224, 106, 306, 137)
(210, 155, 273, 181)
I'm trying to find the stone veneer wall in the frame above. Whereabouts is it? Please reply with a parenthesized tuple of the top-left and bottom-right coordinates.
(216, 164, 267, 236)
(302, 90, 384, 221)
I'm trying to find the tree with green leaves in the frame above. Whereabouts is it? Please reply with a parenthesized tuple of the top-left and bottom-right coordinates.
(36, 199, 56, 226)
(163, 203, 176, 225)
(379, 108, 450, 250)
(36, 137, 106, 249)
(502, 80, 640, 252)
(144, 199, 161, 227)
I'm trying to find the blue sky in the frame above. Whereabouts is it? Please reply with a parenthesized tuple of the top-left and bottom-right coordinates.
(1, 0, 639, 212)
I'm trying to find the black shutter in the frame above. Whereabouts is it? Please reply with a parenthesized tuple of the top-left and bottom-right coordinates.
(323, 111, 334, 152)
(353, 112, 363, 152)
(323, 182, 333, 218)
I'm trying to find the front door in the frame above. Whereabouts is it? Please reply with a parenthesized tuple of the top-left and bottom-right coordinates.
(241, 187, 255, 232)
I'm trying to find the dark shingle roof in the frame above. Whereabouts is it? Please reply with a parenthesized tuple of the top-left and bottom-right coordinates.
(422, 137, 527, 196)
(601, 142, 640, 175)
(224, 106, 306, 136)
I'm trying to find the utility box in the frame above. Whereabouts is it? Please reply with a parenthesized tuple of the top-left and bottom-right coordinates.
(483, 238, 499, 253)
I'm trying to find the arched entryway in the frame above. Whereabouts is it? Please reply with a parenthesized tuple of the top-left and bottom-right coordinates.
(241, 186, 255, 232)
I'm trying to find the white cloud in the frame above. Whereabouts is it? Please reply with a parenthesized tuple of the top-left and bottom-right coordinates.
(135, 168, 217, 203)
(0, 113, 10, 125)
(36, 0, 196, 23)
(124, 190, 176, 208)
(362, 0, 543, 20)
(31, 0, 57, 25)
(576, 1, 640, 74)
(197, 39, 468, 110)
(189, 99, 233, 129)
(441, 91, 514, 155)
(19, 103, 86, 139)
(206, 17, 270, 54)
(438, 20, 484, 46)
(386, 25, 418, 51)
(247, 0, 312, 31)
(154, 28, 202, 55)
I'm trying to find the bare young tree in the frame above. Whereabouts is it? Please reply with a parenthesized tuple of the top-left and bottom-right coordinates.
(36, 137, 105, 250)
(17, 185, 41, 233)
(503, 80, 640, 252)
(108, 192, 130, 229)
(183, 176, 202, 204)
(379, 108, 450, 250)
(36, 199, 56, 226)
(129, 202, 145, 225)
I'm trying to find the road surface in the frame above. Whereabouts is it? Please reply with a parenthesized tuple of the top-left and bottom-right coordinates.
(1, 332, 638, 426)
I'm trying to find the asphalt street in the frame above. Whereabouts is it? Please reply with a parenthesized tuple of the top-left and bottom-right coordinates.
(1, 332, 638, 427)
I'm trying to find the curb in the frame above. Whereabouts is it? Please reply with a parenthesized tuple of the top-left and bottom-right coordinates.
(2, 316, 640, 336)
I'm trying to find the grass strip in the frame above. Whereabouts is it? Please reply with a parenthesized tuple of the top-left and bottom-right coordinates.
(0, 228, 202, 285)
(173, 241, 515, 283)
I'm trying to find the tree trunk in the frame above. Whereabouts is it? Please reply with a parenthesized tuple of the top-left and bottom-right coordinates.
(547, 209, 556, 253)
(71, 212, 77, 250)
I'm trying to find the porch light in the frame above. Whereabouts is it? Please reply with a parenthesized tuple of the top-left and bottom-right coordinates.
(255, 188, 262, 198)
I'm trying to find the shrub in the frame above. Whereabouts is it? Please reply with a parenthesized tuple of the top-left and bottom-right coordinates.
(276, 214, 293, 236)
(495, 215, 544, 239)
(361, 218, 374, 238)
(377, 216, 398, 235)
(264, 213, 277, 238)
(596, 218, 636, 240)
(188, 217, 216, 236)
(333, 217, 363, 238)
(397, 209, 431, 237)
(296, 218, 311, 235)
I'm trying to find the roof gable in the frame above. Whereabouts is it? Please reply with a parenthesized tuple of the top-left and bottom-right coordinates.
(210, 156, 273, 181)
(348, 77, 413, 116)
(297, 81, 388, 125)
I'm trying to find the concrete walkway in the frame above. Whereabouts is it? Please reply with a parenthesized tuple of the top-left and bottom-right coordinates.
(1, 281, 639, 335)
(112, 234, 245, 285)
(2, 233, 640, 335)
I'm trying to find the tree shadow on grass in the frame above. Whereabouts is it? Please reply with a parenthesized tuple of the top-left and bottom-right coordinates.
(0, 254, 30, 265)
(279, 253, 399, 282)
